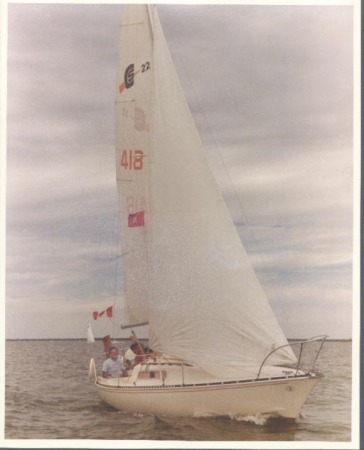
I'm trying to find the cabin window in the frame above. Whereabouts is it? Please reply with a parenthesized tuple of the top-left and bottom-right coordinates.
(137, 370, 167, 380)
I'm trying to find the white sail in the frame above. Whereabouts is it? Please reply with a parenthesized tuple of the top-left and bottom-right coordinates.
(115, 5, 296, 379)
(87, 324, 95, 344)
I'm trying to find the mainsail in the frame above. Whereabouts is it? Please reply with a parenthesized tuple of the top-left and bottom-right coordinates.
(115, 5, 296, 379)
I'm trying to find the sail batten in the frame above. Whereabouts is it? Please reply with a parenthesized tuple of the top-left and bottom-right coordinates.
(116, 5, 296, 378)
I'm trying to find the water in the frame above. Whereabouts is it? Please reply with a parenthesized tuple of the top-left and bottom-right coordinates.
(5, 340, 353, 445)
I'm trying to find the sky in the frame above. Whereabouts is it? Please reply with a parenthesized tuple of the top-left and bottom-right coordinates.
(3, 2, 358, 340)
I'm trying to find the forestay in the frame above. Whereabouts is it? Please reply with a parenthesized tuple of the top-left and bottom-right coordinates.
(115, 5, 296, 379)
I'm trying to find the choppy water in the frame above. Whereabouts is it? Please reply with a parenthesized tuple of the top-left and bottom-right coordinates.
(5, 340, 353, 445)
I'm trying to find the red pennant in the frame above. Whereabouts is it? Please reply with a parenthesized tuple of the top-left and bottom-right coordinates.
(92, 311, 98, 320)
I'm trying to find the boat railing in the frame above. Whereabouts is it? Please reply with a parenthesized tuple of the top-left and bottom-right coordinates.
(256, 335, 327, 380)
(91, 337, 327, 386)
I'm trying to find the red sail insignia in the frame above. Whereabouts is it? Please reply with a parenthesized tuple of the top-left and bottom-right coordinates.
(128, 211, 145, 227)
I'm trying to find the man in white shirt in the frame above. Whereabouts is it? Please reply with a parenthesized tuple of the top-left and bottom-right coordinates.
(102, 346, 124, 378)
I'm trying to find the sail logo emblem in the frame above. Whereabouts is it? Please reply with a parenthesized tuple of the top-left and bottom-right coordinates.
(124, 64, 135, 89)
(119, 61, 151, 94)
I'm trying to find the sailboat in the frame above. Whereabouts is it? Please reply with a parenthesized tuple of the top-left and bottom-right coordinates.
(87, 324, 95, 344)
(89, 4, 326, 419)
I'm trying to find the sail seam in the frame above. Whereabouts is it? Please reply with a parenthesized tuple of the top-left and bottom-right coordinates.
(121, 21, 143, 28)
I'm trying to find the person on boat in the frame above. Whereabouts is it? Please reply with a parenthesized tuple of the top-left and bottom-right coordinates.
(102, 346, 124, 378)
(124, 334, 156, 368)
(124, 334, 159, 370)
(124, 339, 145, 369)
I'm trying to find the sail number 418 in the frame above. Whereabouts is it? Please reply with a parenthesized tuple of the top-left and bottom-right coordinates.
(120, 150, 144, 170)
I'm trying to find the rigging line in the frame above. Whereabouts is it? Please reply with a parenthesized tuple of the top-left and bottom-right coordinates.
(112, 190, 124, 339)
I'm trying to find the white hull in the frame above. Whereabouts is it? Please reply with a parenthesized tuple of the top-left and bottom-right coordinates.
(92, 358, 322, 419)
(96, 376, 320, 419)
